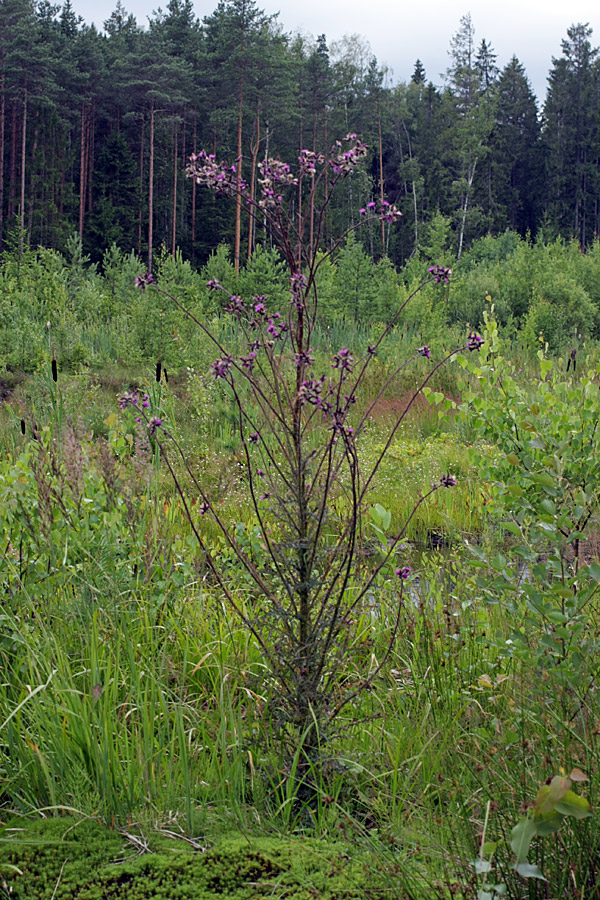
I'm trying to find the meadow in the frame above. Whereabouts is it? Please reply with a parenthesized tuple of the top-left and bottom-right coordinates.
(2, 223, 600, 899)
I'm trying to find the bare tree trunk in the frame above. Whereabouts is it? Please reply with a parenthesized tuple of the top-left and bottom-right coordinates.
(191, 114, 196, 250)
(19, 88, 27, 259)
(309, 110, 316, 250)
(26, 110, 39, 245)
(8, 100, 17, 219)
(148, 98, 154, 272)
(171, 119, 178, 257)
(138, 115, 144, 255)
(234, 77, 243, 274)
(78, 103, 86, 238)
(457, 158, 477, 260)
(0, 75, 5, 254)
(247, 102, 260, 261)
(86, 109, 94, 213)
(378, 99, 385, 251)
(323, 113, 328, 247)
(297, 100, 303, 266)
(401, 118, 419, 254)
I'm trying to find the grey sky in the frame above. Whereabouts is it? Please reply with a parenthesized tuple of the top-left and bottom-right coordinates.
(78, 0, 599, 101)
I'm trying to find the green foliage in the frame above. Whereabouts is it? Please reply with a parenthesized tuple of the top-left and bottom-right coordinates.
(460, 312, 600, 691)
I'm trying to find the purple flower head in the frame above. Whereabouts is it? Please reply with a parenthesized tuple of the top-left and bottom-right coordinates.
(226, 294, 245, 314)
(329, 408, 347, 434)
(298, 375, 328, 408)
(210, 355, 233, 380)
(395, 566, 411, 580)
(148, 416, 163, 435)
(253, 297, 267, 315)
(428, 264, 452, 285)
(417, 345, 431, 359)
(359, 207, 367, 216)
(440, 473, 457, 488)
(248, 431, 260, 444)
(187, 150, 243, 198)
(295, 350, 314, 368)
(332, 347, 354, 372)
(240, 351, 257, 371)
(199, 500, 210, 516)
(298, 149, 321, 175)
(329, 137, 368, 176)
(206, 278, 221, 290)
(135, 271, 155, 291)
(118, 390, 139, 410)
(379, 202, 402, 223)
(256, 469, 264, 476)
(467, 332, 485, 351)
(367, 201, 376, 209)
(142, 400, 150, 408)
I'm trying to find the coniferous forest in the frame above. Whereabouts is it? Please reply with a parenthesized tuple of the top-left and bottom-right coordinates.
(0, 0, 599, 269)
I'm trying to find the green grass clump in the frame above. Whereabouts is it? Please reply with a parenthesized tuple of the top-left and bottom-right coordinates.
(0, 817, 382, 899)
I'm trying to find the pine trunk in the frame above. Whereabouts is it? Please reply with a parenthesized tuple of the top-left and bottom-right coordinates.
(378, 100, 385, 251)
(78, 103, 86, 238)
(8, 100, 17, 219)
(19, 88, 27, 259)
(138, 115, 144, 255)
(234, 77, 243, 274)
(191, 115, 196, 250)
(148, 99, 155, 272)
(26, 110, 39, 245)
(247, 103, 260, 260)
(0, 75, 5, 254)
(172, 120, 178, 257)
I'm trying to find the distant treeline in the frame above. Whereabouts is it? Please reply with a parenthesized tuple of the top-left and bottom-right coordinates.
(0, 0, 598, 267)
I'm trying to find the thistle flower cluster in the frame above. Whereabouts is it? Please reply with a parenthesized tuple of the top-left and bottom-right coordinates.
(329, 134, 368, 175)
(298, 149, 325, 176)
(257, 158, 298, 208)
(135, 271, 155, 290)
(467, 331, 485, 351)
(118, 389, 140, 410)
(331, 347, 354, 372)
(187, 150, 246, 197)
(427, 265, 452, 284)
(359, 199, 402, 223)
(298, 375, 330, 410)
(440, 473, 457, 487)
(210, 355, 233, 380)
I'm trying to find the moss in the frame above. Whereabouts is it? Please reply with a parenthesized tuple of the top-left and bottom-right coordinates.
(0, 818, 385, 899)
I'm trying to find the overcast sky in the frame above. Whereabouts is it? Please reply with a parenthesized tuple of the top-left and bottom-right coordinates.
(77, 0, 599, 102)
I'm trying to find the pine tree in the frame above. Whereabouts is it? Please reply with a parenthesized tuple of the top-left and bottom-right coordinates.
(544, 23, 600, 246)
(489, 57, 541, 234)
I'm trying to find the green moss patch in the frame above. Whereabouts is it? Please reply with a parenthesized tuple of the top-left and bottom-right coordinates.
(0, 818, 383, 899)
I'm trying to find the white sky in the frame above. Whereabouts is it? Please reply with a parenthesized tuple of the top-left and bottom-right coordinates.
(77, 0, 600, 101)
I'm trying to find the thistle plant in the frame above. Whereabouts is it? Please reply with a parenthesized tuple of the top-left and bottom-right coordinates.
(128, 136, 482, 764)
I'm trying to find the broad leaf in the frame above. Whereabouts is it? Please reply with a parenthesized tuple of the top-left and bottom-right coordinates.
(555, 790, 592, 819)
(515, 863, 547, 880)
(510, 817, 536, 863)
(533, 810, 563, 836)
